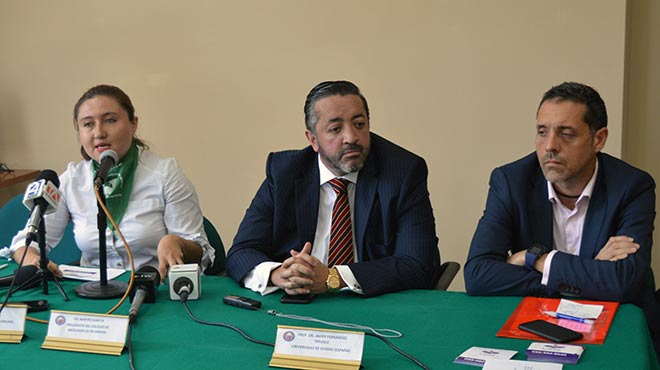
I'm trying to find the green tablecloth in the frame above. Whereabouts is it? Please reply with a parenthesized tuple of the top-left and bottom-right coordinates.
(1, 266, 658, 370)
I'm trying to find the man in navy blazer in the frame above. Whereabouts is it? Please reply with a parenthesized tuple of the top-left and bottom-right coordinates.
(465, 82, 659, 356)
(226, 81, 440, 298)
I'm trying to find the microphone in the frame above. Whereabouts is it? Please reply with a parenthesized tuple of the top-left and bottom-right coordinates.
(128, 265, 160, 323)
(23, 170, 61, 246)
(168, 264, 201, 301)
(0, 265, 40, 289)
(94, 149, 118, 186)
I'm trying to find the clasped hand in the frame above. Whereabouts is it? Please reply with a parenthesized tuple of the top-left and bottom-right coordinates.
(270, 242, 329, 295)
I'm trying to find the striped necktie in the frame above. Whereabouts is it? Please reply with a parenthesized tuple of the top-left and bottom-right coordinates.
(328, 178, 354, 266)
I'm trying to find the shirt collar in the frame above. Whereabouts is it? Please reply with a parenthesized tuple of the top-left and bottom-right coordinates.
(317, 155, 359, 185)
(547, 159, 599, 203)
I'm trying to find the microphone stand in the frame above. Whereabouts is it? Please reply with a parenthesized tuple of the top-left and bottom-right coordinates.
(36, 208, 70, 301)
(74, 181, 127, 299)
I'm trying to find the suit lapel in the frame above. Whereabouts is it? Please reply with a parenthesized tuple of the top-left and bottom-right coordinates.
(295, 160, 320, 249)
(530, 166, 554, 249)
(354, 148, 379, 259)
(581, 157, 607, 257)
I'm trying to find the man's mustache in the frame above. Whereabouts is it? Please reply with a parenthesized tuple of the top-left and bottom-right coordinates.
(543, 152, 565, 165)
(339, 144, 364, 157)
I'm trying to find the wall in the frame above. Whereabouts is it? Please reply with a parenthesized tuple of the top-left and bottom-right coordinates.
(624, 0, 660, 287)
(0, 1, 628, 290)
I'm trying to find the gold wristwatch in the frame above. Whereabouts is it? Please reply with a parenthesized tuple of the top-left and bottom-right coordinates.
(326, 267, 341, 292)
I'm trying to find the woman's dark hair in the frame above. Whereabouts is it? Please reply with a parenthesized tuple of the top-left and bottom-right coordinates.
(73, 84, 147, 160)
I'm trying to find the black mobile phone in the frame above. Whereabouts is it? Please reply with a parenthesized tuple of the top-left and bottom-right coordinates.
(223, 295, 262, 310)
(280, 293, 315, 304)
(519, 319, 583, 343)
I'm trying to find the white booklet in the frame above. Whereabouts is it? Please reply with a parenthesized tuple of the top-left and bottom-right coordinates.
(454, 346, 518, 366)
(59, 265, 126, 281)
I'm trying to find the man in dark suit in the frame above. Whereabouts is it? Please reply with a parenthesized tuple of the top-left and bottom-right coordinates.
(464, 82, 659, 356)
(227, 80, 439, 297)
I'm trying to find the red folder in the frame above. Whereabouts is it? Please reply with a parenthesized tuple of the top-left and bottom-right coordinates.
(496, 297, 619, 344)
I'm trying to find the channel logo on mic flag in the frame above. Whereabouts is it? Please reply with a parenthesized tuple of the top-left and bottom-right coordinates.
(24, 179, 61, 211)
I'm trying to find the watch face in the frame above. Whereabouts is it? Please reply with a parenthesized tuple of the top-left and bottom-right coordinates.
(529, 244, 546, 255)
(327, 269, 341, 290)
(328, 277, 340, 289)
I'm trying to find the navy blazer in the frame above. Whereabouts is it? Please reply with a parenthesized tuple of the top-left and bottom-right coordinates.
(464, 152, 659, 332)
(227, 133, 440, 297)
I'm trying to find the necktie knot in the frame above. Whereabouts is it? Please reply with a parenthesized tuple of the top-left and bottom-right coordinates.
(329, 178, 349, 195)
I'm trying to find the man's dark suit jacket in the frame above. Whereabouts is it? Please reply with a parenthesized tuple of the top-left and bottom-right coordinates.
(227, 133, 440, 297)
(464, 152, 659, 334)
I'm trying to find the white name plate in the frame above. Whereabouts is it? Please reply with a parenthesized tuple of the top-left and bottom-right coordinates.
(0, 304, 28, 343)
(270, 325, 364, 370)
(42, 310, 128, 355)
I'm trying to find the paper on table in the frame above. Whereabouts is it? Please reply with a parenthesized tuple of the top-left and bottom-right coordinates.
(454, 346, 517, 367)
(59, 265, 126, 281)
(556, 299, 603, 319)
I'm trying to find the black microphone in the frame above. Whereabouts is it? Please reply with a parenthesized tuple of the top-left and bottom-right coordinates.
(22, 170, 61, 246)
(94, 149, 118, 186)
(0, 265, 40, 289)
(128, 265, 160, 323)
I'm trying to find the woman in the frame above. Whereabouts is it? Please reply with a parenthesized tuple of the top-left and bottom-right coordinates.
(10, 85, 213, 281)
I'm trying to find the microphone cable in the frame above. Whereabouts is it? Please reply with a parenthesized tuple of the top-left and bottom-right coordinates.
(176, 289, 274, 348)
(266, 309, 402, 338)
(93, 184, 136, 315)
(95, 184, 143, 370)
(364, 332, 429, 370)
(21, 184, 137, 324)
(266, 309, 428, 370)
(127, 321, 137, 370)
(0, 241, 32, 314)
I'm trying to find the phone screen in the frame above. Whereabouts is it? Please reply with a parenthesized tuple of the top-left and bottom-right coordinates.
(519, 319, 583, 343)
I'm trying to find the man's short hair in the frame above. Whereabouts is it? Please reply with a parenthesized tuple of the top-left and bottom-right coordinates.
(538, 82, 608, 134)
(304, 80, 370, 132)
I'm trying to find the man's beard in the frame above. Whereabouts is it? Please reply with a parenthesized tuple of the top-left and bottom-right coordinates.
(320, 143, 367, 175)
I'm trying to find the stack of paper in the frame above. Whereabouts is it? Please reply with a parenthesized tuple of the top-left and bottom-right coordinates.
(454, 346, 517, 367)
(526, 342, 584, 364)
(59, 265, 125, 281)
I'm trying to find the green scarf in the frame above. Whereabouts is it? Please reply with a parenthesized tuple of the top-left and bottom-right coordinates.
(92, 144, 139, 230)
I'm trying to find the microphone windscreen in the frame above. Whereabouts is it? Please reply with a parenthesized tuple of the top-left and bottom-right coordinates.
(35, 169, 60, 188)
(100, 149, 118, 165)
(14, 265, 40, 288)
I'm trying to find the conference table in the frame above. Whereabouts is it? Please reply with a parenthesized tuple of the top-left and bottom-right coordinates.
(1, 265, 658, 370)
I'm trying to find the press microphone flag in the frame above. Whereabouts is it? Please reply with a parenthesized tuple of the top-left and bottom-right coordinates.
(94, 149, 118, 186)
(23, 170, 61, 246)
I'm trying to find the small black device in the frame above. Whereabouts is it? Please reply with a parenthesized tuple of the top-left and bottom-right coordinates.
(130, 266, 160, 304)
(16, 299, 49, 312)
(519, 319, 583, 343)
(525, 243, 547, 270)
(280, 293, 315, 304)
(223, 295, 262, 310)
